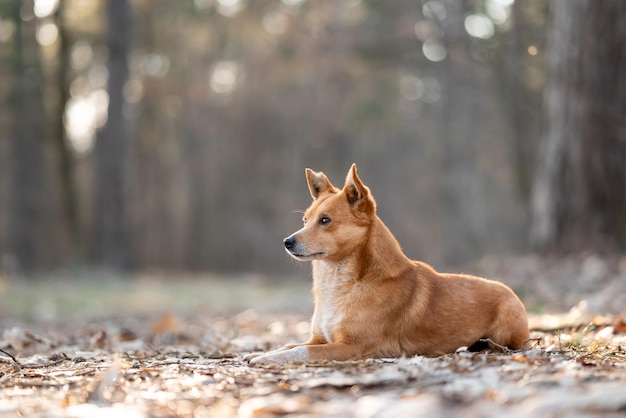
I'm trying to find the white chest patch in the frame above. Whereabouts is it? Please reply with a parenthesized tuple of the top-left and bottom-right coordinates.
(313, 261, 354, 343)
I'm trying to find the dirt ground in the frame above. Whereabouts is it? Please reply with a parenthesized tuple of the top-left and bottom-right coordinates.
(1, 255, 626, 417)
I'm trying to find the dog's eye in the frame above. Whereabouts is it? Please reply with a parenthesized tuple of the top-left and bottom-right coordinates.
(319, 216, 331, 225)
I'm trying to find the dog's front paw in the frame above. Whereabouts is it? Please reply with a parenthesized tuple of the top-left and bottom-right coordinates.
(248, 346, 309, 367)
(243, 352, 263, 362)
(248, 354, 275, 367)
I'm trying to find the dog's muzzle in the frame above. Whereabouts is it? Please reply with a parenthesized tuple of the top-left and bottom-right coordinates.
(283, 236, 296, 252)
(283, 235, 309, 258)
(283, 235, 324, 259)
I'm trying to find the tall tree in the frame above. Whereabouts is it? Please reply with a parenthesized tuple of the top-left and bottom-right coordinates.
(8, 0, 46, 273)
(53, 0, 79, 257)
(92, 0, 133, 269)
(531, 0, 626, 250)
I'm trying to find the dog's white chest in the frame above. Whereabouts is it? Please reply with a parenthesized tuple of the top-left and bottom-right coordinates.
(312, 261, 353, 343)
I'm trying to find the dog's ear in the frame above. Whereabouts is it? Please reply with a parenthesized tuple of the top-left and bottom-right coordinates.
(306, 168, 335, 200)
(343, 163, 375, 214)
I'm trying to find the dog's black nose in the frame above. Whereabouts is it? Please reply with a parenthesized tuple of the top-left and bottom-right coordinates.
(283, 236, 296, 251)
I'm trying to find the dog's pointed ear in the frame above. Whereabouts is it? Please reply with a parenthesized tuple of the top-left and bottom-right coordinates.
(343, 164, 375, 213)
(306, 168, 335, 200)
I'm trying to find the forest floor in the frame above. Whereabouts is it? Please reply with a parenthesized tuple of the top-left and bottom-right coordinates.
(1, 254, 626, 418)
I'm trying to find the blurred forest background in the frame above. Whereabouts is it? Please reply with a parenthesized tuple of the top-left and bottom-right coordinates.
(0, 0, 624, 276)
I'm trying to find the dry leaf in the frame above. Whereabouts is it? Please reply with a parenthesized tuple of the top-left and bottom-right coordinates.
(239, 394, 310, 417)
(150, 313, 181, 336)
(614, 315, 626, 333)
(90, 330, 108, 350)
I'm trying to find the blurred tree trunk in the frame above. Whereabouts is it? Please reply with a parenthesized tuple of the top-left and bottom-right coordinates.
(92, 0, 133, 269)
(130, 1, 185, 270)
(505, 1, 544, 203)
(8, 0, 46, 273)
(531, 0, 626, 251)
(53, 0, 79, 257)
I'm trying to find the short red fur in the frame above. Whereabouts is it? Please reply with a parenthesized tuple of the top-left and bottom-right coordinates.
(248, 164, 529, 366)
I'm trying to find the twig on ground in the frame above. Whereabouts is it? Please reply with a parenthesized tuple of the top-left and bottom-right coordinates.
(19, 358, 70, 369)
(0, 348, 21, 369)
(146, 343, 162, 355)
(479, 338, 510, 353)
(522, 337, 543, 350)
(475, 337, 543, 354)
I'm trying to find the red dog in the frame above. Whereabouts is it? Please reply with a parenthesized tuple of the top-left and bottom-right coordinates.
(248, 164, 529, 366)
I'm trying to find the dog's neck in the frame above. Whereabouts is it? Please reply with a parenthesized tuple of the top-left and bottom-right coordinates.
(313, 216, 413, 283)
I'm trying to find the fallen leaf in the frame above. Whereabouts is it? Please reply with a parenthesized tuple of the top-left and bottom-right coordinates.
(614, 315, 626, 333)
(150, 313, 181, 336)
(90, 330, 107, 350)
(239, 393, 310, 417)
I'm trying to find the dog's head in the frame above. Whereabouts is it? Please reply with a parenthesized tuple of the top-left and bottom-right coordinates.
(283, 163, 376, 262)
